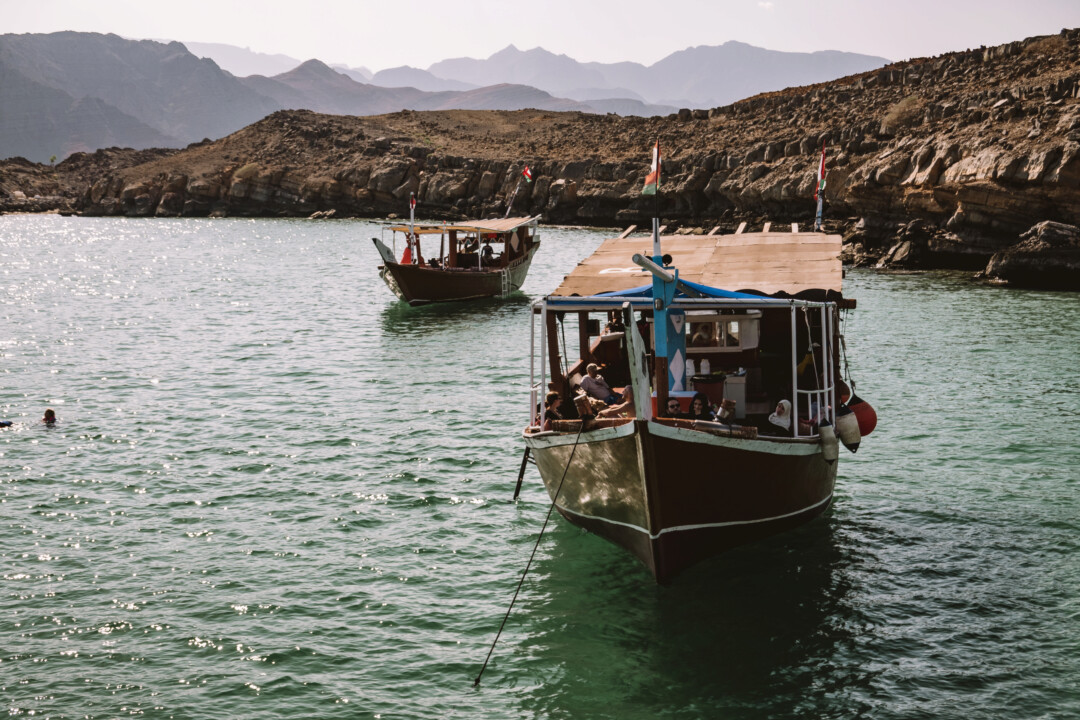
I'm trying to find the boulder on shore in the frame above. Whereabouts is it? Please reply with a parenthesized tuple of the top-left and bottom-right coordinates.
(983, 221, 1080, 290)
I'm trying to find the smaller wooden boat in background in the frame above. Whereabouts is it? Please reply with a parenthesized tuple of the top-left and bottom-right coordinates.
(372, 214, 541, 306)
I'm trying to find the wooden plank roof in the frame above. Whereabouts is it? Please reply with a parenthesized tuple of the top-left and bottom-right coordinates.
(553, 231, 843, 296)
(388, 216, 539, 234)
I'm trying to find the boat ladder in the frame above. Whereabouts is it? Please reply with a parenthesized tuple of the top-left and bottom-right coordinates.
(500, 268, 512, 297)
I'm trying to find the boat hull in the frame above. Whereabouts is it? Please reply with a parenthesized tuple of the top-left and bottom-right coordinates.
(523, 420, 836, 582)
(379, 243, 538, 305)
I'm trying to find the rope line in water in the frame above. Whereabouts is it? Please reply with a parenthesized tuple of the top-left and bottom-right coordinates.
(473, 422, 586, 687)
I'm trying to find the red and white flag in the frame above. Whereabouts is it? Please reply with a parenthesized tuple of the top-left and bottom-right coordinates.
(643, 139, 661, 195)
(522, 165, 533, 183)
(410, 194, 417, 210)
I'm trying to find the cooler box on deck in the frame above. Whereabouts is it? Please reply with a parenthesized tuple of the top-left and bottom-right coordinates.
(723, 376, 746, 418)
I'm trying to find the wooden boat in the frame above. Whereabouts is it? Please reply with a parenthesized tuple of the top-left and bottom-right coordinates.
(372, 215, 541, 305)
(521, 221, 870, 582)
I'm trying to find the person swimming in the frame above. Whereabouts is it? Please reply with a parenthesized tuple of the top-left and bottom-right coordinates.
(42, 408, 57, 425)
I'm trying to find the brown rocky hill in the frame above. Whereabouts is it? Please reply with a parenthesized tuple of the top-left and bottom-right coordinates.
(4, 29, 1080, 287)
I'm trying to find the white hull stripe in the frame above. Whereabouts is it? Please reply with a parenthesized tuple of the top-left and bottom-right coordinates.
(555, 493, 833, 541)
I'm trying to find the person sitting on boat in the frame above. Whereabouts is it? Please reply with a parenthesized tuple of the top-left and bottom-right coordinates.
(580, 363, 621, 405)
(768, 400, 792, 432)
(689, 393, 716, 421)
(542, 391, 563, 431)
(481, 243, 494, 265)
(598, 386, 634, 419)
(665, 397, 684, 418)
(428, 256, 440, 268)
(690, 322, 715, 347)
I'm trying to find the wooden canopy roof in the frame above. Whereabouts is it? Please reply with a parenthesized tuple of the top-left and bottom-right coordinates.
(553, 230, 843, 297)
(388, 216, 540, 235)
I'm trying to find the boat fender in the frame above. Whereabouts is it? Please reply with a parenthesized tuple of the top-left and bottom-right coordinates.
(848, 394, 877, 437)
(835, 405, 861, 453)
(818, 419, 839, 464)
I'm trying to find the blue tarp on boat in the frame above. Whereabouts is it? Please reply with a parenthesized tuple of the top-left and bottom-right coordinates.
(594, 279, 763, 300)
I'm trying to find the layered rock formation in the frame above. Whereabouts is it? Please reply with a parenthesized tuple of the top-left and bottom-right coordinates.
(4, 29, 1080, 287)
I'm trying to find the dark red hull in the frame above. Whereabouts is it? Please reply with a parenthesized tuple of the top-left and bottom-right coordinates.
(524, 420, 836, 582)
(379, 243, 538, 305)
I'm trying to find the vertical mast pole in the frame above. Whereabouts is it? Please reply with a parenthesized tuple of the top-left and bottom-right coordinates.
(409, 192, 417, 264)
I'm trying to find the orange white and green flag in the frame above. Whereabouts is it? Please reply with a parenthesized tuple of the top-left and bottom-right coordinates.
(642, 139, 661, 195)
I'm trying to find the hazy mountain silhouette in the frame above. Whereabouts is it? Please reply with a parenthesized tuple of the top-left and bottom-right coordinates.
(182, 41, 306, 78)
(0, 56, 175, 162)
(242, 60, 593, 115)
(424, 42, 889, 107)
(0, 32, 280, 147)
(372, 66, 478, 92)
(0, 33, 886, 163)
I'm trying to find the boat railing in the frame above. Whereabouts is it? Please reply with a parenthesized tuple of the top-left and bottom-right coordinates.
(790, 303, 838, 439)
(793, 387, 833, 438)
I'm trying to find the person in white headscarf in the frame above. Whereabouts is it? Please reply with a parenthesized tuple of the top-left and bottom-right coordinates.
(769, 400, 792, 431)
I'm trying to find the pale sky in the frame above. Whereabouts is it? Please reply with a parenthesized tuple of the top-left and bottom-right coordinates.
(6, 0, 1080, 71)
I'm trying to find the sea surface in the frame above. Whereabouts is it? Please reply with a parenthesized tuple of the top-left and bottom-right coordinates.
(1, 215, 1078, 719)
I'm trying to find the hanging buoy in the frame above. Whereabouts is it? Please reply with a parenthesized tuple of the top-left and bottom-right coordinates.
(835, 405, 861, 453)
(848, 394, 877, 437)
(818, 419, 839, 465)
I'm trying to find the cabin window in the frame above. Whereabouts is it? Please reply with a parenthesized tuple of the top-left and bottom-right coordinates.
(685, 313, 759, 353)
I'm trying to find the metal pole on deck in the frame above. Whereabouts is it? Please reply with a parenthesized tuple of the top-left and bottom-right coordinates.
(408, 192, 417, 264)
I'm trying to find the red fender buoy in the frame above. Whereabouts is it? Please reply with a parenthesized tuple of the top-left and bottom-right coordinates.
(848, 394, 877, 437)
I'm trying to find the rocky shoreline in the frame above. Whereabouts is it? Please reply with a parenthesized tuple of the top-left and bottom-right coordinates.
(3, 30, 1080, 289)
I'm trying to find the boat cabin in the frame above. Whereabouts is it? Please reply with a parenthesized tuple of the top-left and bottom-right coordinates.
(527, 228, 854, 440)
(382, 216, 540, 271)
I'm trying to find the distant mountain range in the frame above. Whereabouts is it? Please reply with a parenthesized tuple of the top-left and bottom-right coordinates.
(0, 32, 887, 163)
(189, 40, 889, 109)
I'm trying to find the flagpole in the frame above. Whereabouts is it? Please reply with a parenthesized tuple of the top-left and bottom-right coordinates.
(409, 192, 416, 263)
(505, 176, 521, 219)
(814, 141, 826, 233)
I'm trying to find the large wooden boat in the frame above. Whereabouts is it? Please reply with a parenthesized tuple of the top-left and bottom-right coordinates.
(521, 222, 872, 582)
(373, 216, 541, 305)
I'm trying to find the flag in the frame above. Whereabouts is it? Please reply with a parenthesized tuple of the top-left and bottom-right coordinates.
(410, 194, 417, 210)
(642, 139, 661, 196)
(522, 165, 533, 183)
(814, 143, 827, 201)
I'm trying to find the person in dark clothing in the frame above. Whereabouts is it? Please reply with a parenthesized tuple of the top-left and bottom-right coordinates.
(542, 391, 563, 431)
(689, 393, 716, 421)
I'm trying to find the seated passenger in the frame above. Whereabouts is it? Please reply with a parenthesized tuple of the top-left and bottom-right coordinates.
(481, 243, 494, 265)
(428, 257, 440, 268)
(579, 363, 621, 405)
(598, 386, 635, 419)
(689, 392, 716, 421)
(690, 323, 715, 347)
(542, 391, 563, 431)
(768, 400, 792, 432)
(665, 398, 683, 417)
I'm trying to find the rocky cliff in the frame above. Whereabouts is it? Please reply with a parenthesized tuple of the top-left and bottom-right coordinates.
(4, 29, 1080, 287)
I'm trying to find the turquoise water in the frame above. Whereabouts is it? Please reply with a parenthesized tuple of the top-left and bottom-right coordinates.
(1, 215, 1078, 719)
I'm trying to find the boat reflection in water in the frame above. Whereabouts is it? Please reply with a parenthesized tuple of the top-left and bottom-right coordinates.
(522, 222, 873, 582)
(512, 515, 855, 717)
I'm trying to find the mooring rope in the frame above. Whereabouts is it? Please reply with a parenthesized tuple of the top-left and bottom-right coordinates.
(474, 421, 586, 687)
